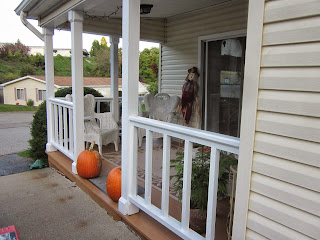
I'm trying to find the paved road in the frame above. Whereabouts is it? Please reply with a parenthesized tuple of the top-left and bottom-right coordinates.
(0, 111, 35, 155)
(0, 111, 36, 176)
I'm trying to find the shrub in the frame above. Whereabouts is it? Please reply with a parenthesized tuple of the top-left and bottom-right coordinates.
(27, 99, 34, 107)
(20, 65, 35, 76)
(30, 54, 45, 68)
(55, 87, 110, 112)
(29, 101, 48, 163)
(147, 81, 158, 96)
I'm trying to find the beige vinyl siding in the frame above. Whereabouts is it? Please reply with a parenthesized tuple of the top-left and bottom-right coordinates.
(246, 0, 320, 238)
(160, 0, 248, 96)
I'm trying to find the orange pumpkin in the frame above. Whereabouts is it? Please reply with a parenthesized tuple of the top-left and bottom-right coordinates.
(76, 141, 102, 178)
(106, 166, 121, 202)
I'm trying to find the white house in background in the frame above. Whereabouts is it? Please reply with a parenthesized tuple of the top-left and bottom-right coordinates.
(1, 75, 149, 106)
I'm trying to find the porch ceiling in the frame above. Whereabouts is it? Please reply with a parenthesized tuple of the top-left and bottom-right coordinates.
(16, 0, 230, 26)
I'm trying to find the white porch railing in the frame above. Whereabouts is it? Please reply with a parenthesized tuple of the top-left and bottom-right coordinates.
(95, 97, 113, 113)
(48, 98, 74, 160)
(95, 96, 144, 113)
(128, 116, 240, 240)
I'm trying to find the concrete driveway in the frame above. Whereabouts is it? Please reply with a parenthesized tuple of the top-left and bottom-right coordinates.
(0, 168, 140, 240)
(0, 111, 35, 155)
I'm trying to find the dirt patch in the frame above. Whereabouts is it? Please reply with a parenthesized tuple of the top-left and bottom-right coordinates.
(76, 220, 88, 229)
(57, 196, 74, 203)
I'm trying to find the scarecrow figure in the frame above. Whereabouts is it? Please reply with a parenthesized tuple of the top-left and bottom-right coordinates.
(181, 67, 199, 125)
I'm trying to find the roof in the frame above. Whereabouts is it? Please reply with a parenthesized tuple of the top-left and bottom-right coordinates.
(1, 75, 149, 88)
(31, 75, 123, 87)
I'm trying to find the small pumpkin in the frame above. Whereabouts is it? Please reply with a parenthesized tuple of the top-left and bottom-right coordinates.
(106, 166, 121, 201)
(76, 141, 102, 178)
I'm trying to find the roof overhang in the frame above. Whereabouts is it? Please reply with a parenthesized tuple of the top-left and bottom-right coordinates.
(15, 0, 231, 28)
(1, 76, 61, 88)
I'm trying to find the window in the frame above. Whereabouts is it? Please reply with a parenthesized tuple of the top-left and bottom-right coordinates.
(16, 89, 24, 100)
(38, 90, 46, 101)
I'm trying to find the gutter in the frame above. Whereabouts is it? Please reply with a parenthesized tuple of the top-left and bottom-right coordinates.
(20, 11, 44, 41)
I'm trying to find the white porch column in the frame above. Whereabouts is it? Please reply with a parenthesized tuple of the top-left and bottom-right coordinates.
(118, 0, 140, 215)
(44, 27, 57, 152)
(110, 35, 120, 122)
(68, 10, 84, 173)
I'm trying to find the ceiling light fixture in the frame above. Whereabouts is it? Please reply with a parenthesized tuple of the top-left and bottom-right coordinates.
(140, 4, 153, 14)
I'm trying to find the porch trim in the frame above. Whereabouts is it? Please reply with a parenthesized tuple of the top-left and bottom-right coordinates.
(232, 0, 266, 238)
(44, 27, 57, 153)
(68, 10, 84, 173)
(118, 0, 140, 216)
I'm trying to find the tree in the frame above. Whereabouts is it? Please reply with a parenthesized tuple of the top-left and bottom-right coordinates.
(0, 40, 30, 58)
(139, 47, 159, 84)
(139, 47, 159, 95)
(101, 37, 108, 47)
(90, 40, 101, 57)
(93, 46, 111, 77)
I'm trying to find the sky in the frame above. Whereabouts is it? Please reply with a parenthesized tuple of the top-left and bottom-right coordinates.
(1, 0, 159, 52)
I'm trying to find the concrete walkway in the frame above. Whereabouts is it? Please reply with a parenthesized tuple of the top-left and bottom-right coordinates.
(0, 168, 140, 240)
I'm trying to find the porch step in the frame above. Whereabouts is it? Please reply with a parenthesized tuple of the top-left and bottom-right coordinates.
(47, 151, 182, 240)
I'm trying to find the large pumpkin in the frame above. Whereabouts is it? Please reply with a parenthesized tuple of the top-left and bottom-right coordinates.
(106, 166, 121, 201)
(76, 142, 102, 178)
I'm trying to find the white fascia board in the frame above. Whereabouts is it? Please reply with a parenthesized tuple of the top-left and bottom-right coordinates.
(15, 0, 36, 15)
(1, 75, 61, 88)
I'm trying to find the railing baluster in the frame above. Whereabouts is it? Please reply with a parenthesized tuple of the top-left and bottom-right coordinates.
(63, 106, 68, 149)
(181, 140, 193, 231)
(206, 147, 220, 239)
(161, 134, 171, 217)
(133, 126, 138, 196)
(69, 108, 74, 153)
(145, 129, 153, 206)
(97, 101, 101, 113)
(54, 104, 58, 142)
(58, 105, 63, 145)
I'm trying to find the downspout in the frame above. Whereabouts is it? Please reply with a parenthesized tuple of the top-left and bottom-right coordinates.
(20, 11, 44, 41)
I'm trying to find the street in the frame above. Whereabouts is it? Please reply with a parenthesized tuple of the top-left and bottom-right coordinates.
(0, 111, 35, 175)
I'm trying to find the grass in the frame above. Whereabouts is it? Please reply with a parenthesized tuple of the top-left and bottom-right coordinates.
(0, 104, 38, 112)
(18, 149, 31, 158)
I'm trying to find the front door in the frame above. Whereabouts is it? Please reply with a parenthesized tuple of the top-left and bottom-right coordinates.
(201, 35, 246, 137)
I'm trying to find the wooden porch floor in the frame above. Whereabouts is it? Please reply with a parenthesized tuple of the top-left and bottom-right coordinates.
(47, 141, 230, 240)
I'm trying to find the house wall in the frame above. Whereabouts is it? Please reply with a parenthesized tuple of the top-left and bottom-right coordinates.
(160, 0, 248, 96)
(93, 86, 111, 97)
(3, 79, 58, 106)
(235, 0, 320, 239)
(159, 0, 248, 127)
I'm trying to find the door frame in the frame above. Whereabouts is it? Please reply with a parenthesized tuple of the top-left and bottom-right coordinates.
(197, 29, 247, 131)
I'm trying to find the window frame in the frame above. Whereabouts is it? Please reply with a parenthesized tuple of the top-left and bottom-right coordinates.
(16, 88, 25, 100)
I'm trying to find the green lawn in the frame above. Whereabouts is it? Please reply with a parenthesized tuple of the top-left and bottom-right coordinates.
(0, 104, 38, 112)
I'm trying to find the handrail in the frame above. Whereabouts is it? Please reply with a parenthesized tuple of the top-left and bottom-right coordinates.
(49, 97, 73, 108)
(130, 116, 239, 154)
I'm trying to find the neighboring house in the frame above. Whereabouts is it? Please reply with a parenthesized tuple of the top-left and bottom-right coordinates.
(1, 75, 149, 106)
(14, 0, 320, 240)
